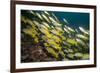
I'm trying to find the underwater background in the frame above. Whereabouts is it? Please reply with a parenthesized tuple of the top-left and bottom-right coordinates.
(21, 10, 90, 62)
(53, 11, 89, 29)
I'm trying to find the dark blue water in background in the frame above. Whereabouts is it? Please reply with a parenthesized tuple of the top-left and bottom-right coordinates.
(29, 10, 90, 30)
(52, 11, 90, 30)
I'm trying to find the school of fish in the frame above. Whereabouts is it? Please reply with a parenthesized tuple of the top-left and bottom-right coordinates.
(21, 10, 89, 61)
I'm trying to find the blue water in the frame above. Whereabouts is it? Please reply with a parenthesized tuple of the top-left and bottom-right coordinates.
(23, 10, 90, 30)
(52, 11, 90, 29)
